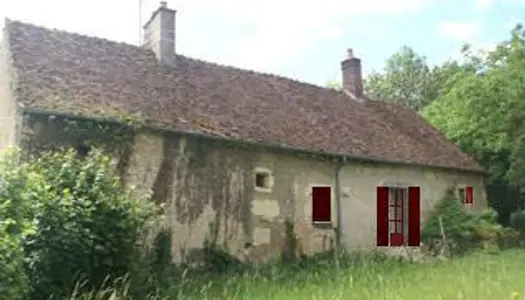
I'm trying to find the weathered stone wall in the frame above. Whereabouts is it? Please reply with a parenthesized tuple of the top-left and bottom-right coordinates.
(0, 29, 19, 152)
(122, 131, 339, 263)
(19, 114, 488, 263)
(124, 131, 256, 263)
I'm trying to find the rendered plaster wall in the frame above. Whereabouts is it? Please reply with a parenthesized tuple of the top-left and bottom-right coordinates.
(19, 117, 488, 262)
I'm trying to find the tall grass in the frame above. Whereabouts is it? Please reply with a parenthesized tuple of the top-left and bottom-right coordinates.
(66, 250, 525, 300)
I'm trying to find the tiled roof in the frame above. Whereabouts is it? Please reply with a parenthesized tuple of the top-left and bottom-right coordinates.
(4, 20, 482, 172)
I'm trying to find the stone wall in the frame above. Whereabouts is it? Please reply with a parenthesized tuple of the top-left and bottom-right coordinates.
(19, 114, 488, 263)
(0, 28, 19, 152)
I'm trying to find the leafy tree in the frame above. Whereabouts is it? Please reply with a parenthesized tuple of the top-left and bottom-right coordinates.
(365, 46, 433, 111)
(423, 24, 525, 224)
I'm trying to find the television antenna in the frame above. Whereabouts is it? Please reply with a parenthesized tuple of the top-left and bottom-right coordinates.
(138, 0, 142, 44)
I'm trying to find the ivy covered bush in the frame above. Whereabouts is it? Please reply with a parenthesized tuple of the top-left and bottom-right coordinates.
(0, 147, 159, 300)
(421, 188, 503, 256)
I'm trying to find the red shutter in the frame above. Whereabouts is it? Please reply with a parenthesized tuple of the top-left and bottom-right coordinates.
(377, 186, 389, 247)
(408, 186, 420, 247)
(312, 186, 331, 222)
(465, 186, 473, 204)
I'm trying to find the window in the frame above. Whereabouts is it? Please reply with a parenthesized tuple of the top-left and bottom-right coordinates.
(254, 168, 273, 192)
(377, 186, 420, 247)
(312, 186, 331, 224)
(457, 186, 474, 206)
(255, 173, 268, 188)
(388, 187, 406, 246)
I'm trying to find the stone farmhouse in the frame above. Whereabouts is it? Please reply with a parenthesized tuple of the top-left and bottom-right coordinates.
(0, 2, 487, 262)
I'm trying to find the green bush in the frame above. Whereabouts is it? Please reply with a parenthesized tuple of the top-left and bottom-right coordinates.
(0, 148, 43, 300)
(497, 227, 522, 249)
(11, 148, 159, 300)
(421, 188, 502, 256)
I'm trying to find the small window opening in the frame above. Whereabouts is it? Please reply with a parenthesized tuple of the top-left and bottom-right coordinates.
(255, 172, 269, 189)
(254, 168, 273, 192)
(457, 186, 474, 205)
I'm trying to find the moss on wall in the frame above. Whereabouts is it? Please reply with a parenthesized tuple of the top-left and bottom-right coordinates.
(18, 114, 261, 259)
(19, 114, 134, 157)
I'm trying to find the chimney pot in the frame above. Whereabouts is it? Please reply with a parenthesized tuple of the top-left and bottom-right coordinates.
(160, 1, 167, 8)
(346, 48, 354, 59)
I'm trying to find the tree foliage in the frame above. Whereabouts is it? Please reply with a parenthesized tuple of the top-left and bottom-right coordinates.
(0, 148, 158, 300)
(423, 23, 525, 223)
(365, 46, 434, 110)
(423, 24, 525, 184)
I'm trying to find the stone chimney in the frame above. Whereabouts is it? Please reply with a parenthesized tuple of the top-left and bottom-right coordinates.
(341, 49, 364, 99)
(143, 1, 176, 65)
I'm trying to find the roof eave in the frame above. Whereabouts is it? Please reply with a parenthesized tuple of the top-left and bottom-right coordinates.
(20, 107, 487, 175)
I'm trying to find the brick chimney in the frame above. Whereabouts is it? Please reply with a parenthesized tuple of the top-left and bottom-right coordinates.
(341, 49, 364, 99)
(143, 1, 176, 65)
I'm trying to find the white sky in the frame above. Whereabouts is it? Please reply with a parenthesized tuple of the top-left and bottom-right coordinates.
(0, 0, 520, 84)
(0, 0, 428, 76)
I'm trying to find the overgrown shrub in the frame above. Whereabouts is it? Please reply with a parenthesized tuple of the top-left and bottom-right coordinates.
(200, 240, 244, 274)
(0, 148, 44, 300)
(421, 188, 502, 256)
(7, 148, 159, 300)
(126, 228, 178, 299)
(497, 227, 522, 249)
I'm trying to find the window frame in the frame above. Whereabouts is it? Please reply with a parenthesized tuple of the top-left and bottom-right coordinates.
(387, 186, 408, 246)
(457, 185, 474, 208)
(253, 167, 273, 193)
(311, 186, 332, 227)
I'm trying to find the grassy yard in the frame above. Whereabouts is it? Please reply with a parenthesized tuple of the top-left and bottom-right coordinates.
(127, 250, 525, 300)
